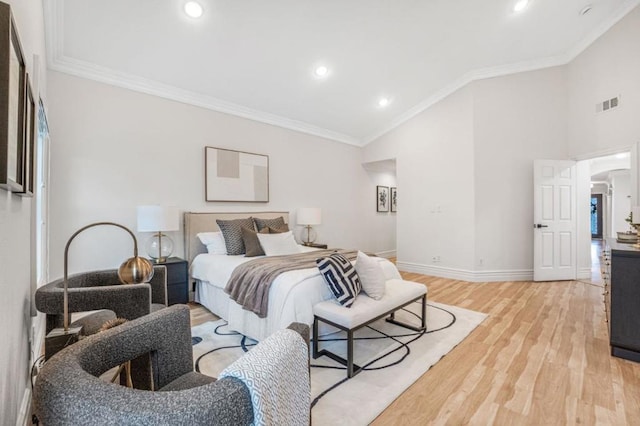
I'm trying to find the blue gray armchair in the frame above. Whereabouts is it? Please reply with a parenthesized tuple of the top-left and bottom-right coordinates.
(35, 266, 168, 336)
(33, 305, 311, 425)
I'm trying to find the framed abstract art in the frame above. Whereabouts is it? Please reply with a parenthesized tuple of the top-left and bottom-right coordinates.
(205, 146, 269, 202)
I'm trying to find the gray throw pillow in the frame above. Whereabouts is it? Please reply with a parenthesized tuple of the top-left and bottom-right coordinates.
(268, 224, 290, 233)
(242, 226, 269, 257)
(254, 216, 286, 231)
(216, 218, 254, 255)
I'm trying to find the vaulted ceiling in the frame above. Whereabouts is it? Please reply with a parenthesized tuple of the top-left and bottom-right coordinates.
(44, 0, 640, 146)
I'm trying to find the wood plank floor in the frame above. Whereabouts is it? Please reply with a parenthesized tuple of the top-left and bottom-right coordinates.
(189, 265, 640, 424)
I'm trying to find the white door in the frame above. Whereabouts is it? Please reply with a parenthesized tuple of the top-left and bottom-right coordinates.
(533, 160, 577, 281)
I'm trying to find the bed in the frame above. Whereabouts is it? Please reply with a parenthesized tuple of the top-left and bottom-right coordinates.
(184, 211, 401, 341)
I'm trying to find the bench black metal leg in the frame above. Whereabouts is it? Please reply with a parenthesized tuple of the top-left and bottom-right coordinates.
(385, 294, 427, 332)
(312, 316, 320, 359)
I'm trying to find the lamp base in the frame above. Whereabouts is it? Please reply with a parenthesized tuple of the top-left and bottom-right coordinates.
(145, 233, 174, 263)
(45, 326, 83, 360)
(302, 226, 317, 244)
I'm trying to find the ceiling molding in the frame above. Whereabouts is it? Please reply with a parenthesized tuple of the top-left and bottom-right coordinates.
(49, 55, 363, 146)
(44, 2, 362, 147)
(362, 53, 569, 144)
(362, 0, 640, 145)
(563, 0, 640, 63)
(45, 0, 640, 149)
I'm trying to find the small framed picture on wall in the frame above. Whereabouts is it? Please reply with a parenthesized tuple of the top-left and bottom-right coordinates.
(376, 185, 389, 212)
(390, 187, 397, 212)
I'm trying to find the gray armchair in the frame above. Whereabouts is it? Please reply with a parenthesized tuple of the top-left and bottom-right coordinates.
(35, 266, 168, 336)
(33, 305, 311, 425)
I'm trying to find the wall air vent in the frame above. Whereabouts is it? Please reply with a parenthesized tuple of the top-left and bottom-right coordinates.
(596, 95, 621, 113)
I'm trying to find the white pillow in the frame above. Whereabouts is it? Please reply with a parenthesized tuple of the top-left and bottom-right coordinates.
(197, 232, 227, 255)
(354, 251, 386, 300)
(257, 231, 301, 256)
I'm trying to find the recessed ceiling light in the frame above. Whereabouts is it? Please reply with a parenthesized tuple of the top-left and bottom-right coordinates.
(378, 97, 390, 108)
(314, 66, 329, 78)
(184, 1, 204, 18)
(513, 0, 529, 13)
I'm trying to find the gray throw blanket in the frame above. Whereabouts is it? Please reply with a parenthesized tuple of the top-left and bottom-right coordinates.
(225, 249, 358, 318)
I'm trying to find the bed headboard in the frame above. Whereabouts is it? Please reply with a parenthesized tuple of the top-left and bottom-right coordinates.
(183, 211, 290, 264)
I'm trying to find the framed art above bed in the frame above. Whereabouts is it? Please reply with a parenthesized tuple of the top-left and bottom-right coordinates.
(205, 146, 269, 202)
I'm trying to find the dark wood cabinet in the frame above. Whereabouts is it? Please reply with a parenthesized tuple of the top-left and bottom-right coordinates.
(156, 257, 188, 305)
(605, 239, 640, 362)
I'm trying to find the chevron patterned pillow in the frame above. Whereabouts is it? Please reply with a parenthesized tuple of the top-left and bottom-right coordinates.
(216, 217, 254, 255)
(316, 253, 362, 307)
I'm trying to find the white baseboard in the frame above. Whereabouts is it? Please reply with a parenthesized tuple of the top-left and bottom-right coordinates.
(17, 388, 31, 426)
(396, 261, 534, 282)
(375, 250, 397, 259)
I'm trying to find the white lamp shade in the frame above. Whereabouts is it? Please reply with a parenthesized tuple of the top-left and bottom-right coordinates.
(632, 206, 640, 224)
(137, 206, 179, 232)
(297, 207, 322, 225)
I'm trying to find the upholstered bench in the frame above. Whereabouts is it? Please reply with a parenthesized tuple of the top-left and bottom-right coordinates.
(312, 278, 427, 378)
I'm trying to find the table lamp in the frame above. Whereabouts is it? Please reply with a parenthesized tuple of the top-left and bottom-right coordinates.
(297, 207, 322, 245)
(137, 206, 179, 263)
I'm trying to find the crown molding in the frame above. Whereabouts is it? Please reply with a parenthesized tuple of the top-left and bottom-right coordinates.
(49, 55, 363, 146)
(45, 0, 640, 149)
(45, 2, 362, 147)
(564, 0, 640, 63)
(363, 0, 640, 145)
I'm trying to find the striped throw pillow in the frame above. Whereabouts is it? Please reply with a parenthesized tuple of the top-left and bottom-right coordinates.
(316, 253, 361, 307)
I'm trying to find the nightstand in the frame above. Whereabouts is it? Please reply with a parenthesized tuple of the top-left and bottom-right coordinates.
(303, 242, 328, 249)
(155, 257, 188, 305)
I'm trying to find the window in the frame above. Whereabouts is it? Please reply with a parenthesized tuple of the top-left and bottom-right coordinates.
(35, 99, 49, 285)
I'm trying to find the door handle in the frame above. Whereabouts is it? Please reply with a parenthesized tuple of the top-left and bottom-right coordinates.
(534, 224, 549, 228)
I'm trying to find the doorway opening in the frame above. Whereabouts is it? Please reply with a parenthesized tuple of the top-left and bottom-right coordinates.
(583, 151, 631, 283)
(591, 193, 603, 239)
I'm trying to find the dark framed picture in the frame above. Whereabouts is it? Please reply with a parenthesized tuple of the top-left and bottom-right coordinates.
(376, 185, 389, 212)
(390, 187, 397, 212)
(17, 74, 34, 197)
(205, 146, 269, 202)
(0, 3, 26, 192)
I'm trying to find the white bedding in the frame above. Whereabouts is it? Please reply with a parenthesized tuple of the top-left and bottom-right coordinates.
(191, 247, 402, 341)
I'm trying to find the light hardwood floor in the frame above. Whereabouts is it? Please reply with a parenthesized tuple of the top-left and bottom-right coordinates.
(189, 255, 640, 425)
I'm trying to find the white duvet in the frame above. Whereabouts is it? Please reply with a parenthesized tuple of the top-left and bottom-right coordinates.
(190, 247, 401, 340)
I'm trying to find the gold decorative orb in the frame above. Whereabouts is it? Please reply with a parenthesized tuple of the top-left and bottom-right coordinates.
(118, 256, 154, 284)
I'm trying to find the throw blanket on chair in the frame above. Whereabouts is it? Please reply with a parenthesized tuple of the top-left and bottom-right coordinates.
(225, 249, 358, 318)
(219, 328, 310, 426)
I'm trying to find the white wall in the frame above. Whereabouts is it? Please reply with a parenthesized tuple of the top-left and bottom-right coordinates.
(47, 71, 395, 279)
(364, 87, 476, 277)
(610, 170, 631, 234)
(363, 6, 640, 281)
(567, 6, 640, 158)
(473, 67, 569, 276)
(0, 1, 47, 423)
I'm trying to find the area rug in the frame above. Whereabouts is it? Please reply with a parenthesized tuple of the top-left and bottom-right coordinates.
(191, 301, 487, 425)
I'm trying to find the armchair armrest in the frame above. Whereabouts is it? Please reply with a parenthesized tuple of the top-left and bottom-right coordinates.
(149, 265, 168, 306)
(218, 323, 311, 425)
